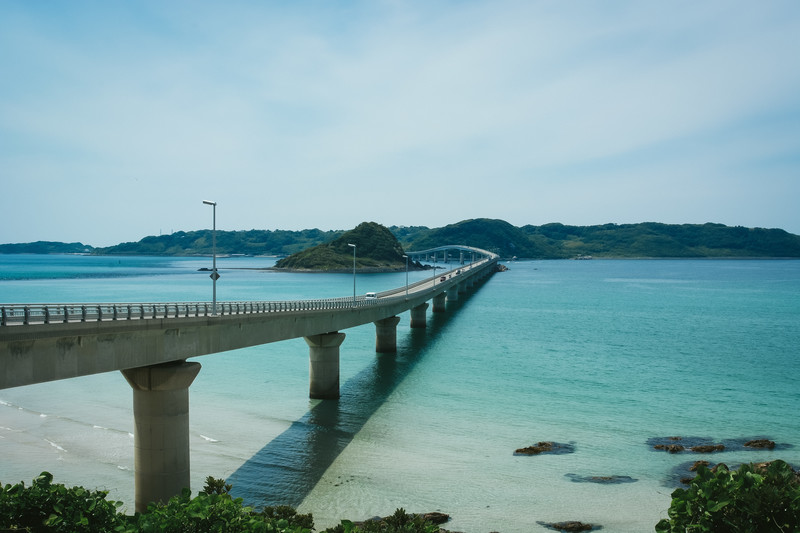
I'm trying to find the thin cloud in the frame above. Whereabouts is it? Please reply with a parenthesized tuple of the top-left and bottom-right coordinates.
(1, 0, 798, 245)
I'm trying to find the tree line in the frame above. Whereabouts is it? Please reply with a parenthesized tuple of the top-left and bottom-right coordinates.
(2, 219, 799, 259)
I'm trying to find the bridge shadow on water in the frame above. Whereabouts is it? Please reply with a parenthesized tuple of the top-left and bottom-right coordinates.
(226, 297, 472, 509)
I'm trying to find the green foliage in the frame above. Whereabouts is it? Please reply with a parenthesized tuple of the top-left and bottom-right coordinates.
(6, 219, 800, 258)
(322, 508, 440, 533)
(0, 471, 125, 532)
(655, 460, 800, 532)
(201, 476, 233, 496)
(260, 505, 315, 531)
(131, 488, 311, 533)
(275, 222, 408, 271)
(0, 241, 94, 254)
(522, 221, 800, 258)
(95, 228, 344, 256)
(0, 472, 313, 533)
(402, 218, 548, 258)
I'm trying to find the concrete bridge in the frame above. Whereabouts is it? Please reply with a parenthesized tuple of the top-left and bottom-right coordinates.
(0, 246, 498, 512)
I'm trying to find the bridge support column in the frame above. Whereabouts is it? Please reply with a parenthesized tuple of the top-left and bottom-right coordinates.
(305, 332, 346, 400)
(375, 316, 401, 353)
(446, 286, 459, 302)
(458, 281, 467, 294)
(432, 292, 447, 312)
(410, 302, 429, 328)
(121, 360, 201, 514)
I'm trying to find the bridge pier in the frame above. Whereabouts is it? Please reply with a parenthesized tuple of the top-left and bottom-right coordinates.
(446, 285, 460, 302)
(410, 302, 429, 328)
(121, 360, 201, 514)
(305, 332, 346, 399)
(432, 292, 447, 312)
(375, 316, 401, 353)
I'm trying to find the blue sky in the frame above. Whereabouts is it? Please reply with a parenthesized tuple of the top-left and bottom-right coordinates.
(1, 1, 799, 246)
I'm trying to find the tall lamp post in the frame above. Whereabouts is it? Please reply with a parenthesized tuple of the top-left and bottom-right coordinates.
(402, 254, 409, 296)
(348, 243, 356, 304)
(202, 200, 218, 315)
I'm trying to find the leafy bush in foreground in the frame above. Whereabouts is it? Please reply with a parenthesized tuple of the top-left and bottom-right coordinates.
(0, 473, 312, 533)
(130, 476, 312, 533)
(131, 488, 310, 533)
(0, 471, 124, 532)
(321, 508, 440, 533)
(655, 460, 800, 532)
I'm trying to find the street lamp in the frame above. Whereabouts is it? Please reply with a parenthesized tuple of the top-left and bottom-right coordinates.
(348, 243, 356, 304)
(402, 254, 409, 296)
(433, 252, 437, 285)
(202, 200, 218, 315)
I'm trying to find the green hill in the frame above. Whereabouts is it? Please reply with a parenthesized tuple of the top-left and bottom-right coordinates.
(396, 219, 800, 259)
(273, 222, 408, 271)
(0, 241, 94, 254)
(397, 218, 552, 258)
(519, 222, 800, 258)
(95, 229, 342, 256)
(4, 220, 800, 259)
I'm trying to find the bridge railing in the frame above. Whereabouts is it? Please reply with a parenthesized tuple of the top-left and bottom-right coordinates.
(0, 256, 496, 327)
(0, 296, 384, 326)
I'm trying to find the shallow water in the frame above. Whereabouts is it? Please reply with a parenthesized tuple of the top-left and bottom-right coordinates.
(1, 256, 798, 532)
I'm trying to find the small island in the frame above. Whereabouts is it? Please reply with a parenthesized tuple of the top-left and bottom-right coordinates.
(272, 222, 424, 273)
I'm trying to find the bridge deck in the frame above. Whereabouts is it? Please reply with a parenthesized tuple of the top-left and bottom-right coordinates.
(0, 253, 497, 389)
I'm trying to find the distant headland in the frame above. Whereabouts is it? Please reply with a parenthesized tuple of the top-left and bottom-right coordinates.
(2, 219, 800, 260)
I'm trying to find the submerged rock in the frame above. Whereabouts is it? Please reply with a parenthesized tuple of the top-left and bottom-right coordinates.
(654, 443, 685, 453)
(514, 441, 576, 456)
(649, 435, 789, 454)
(420, 512, 450, 524)
(538, 520, 599, 531)
(690, 460, 710, 471)
(565, 473, 637, 484)
(690, 444, 725, 453)
(744, 439, 776, 449)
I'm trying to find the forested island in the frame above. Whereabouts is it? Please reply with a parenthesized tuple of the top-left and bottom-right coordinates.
(2, 219, 800, 259)
(272, 222, 415, 272)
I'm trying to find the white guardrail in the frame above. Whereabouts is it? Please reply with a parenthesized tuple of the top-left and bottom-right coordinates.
(1, 256, 495, 327)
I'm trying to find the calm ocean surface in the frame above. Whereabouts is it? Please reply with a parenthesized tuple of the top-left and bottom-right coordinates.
(1, 254, 799, 532)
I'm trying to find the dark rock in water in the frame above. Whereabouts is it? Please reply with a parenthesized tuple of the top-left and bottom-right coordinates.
(514, 441, 576, 455)
(565, 473, 637, 484)
(654, 444, 685, 453)
(650, 435, 791, 453)
(653, 442, 724, 453)
(355, 511, 450, 528)
(421, 512, 450, 524)
(690, 444, 725, 453)
(666, 461, 720, 487)
(744, 439, 776, 449)
(537, 520, 599, 531)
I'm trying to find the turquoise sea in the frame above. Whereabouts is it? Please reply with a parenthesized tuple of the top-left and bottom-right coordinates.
(1, 254, 799, 532)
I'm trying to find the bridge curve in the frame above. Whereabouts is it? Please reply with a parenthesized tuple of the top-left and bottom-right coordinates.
(0, 245, 499, 511)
